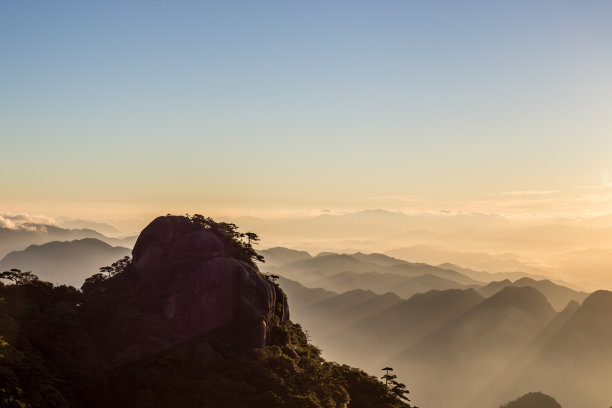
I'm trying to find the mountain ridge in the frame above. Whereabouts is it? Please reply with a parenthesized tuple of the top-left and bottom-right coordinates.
(0, 238, 131, 287)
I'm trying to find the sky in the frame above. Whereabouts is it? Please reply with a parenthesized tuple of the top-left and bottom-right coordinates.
(2, 1, 612, 222)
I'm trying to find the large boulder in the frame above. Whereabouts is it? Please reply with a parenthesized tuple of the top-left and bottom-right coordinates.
(86, 215, 288, 365)
(132, 215, 226, 271)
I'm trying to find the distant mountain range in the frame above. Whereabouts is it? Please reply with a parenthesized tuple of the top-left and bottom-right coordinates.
(506, 289, 612, 408)
(57, 217, 122, 236)
(0, 238, 131, 287)
(438, 261, 550, 283)
(2, 237, 608, 407)
(260, 247, 586, 311)
(280, 276, 484, 371)
(477, 276, 588, 311)
(259, 248, 481, 294)
(400, 286, 557, 407)
(276, 267, 610, 408)
(234, 210, 612, 290)
(385, 245, 543, 274)
(0, 224, 136, 259)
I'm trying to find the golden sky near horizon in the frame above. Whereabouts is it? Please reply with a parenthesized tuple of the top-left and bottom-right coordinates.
(2, 1, 612, 247)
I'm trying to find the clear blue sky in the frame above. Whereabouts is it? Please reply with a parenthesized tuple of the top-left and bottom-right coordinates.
(2, 1, 612, 218)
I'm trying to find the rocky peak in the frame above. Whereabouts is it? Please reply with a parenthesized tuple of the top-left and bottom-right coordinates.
(85, 215, 289, 365)
(132, 215, 226, 271)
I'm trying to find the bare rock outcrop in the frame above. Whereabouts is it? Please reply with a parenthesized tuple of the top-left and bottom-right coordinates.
(85, 215, 288, 365)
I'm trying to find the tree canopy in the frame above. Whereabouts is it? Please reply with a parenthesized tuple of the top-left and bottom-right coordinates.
(0, 269, 40, 285)
(188, 214, 265, 265)
(381, 367, 415, 407)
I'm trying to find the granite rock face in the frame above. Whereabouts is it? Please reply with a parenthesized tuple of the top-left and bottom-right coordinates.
(132, 215, 226, 271)
(91, 215, 289, 364)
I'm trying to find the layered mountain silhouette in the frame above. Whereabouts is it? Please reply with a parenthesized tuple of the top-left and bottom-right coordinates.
(261, 249, 481, 299)
(0, 215, 413, 408)
(478, 277, 588, 311)
(304, 286, 485, 374)
(361, 285, 563, 407)
(261, 247, 586, 310)
(305, 270, 472, 298)
(401, 285, 556, 370)
(279, 252, 479, 283)
(57, 218, 122, 236)
(3, 229, 611, 407)
(0, 238, 130, 287)
(257, 246, 312, 266)
(277, 265, 610, 408)
(281, 277, 403, 344)
(503, 290, 612, 408)
(0, 224, 136, 258)
(384, 245, 542, 274)
(438, 262, 548, 283)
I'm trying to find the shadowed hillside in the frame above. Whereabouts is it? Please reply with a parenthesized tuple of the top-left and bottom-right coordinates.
(0, 215, 414, 408)
(274, 257, 612, 408)
(478, 277, 588, 311)
(506, 290, 612, 408)
(313, 288, 484, 374)
(395, 286, 556, 407)
(0, 238, 131, 287)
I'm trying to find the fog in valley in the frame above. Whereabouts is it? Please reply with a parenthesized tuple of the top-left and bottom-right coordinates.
(2, 211, 612, 407)
(259, 246, 612, 408)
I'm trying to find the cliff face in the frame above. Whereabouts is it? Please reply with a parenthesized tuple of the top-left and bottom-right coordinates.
(86, 215, 289, 365)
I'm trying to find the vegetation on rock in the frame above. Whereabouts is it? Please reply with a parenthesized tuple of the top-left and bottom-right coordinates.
(187, 213, 265, 265)
(0, 215, 414, 407)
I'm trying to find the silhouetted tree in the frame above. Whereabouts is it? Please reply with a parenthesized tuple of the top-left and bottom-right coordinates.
(187, 214, 265, 265)
(111, 256, 132, 275)
(99, 266, 113, 277)
(381, 367, 395, 387)
(244, 232, 259, 246)
(81, 273, 108, 294)
(99, 256, 132, 277)
(390, 380, 410, 402)
(381, 367, 413, 406)
(0, 269, 40, 285)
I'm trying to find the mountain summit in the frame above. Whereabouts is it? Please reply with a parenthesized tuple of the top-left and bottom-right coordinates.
(75, 215, 291, 366)
(0, 214, 413, 407)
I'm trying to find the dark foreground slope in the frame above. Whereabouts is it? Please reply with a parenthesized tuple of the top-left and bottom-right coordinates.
(0, 215, 412, 408)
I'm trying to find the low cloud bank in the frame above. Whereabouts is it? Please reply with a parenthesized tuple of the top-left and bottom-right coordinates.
(0, 212, 57, 230)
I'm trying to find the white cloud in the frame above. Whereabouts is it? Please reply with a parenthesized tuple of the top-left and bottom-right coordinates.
(0, 212, 57, 230)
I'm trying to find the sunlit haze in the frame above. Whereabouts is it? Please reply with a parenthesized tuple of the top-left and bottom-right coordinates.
(3, 1, 612, 289)
(2, 3, 612, 407)
(2, 1, 612, 218)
